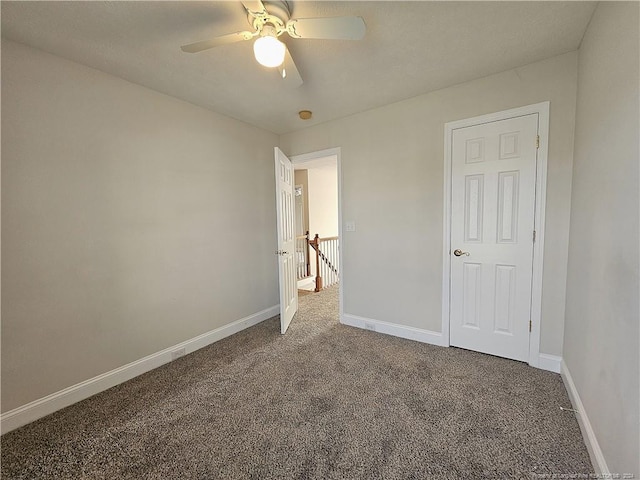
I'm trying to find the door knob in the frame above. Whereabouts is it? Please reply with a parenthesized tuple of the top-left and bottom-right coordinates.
(453, 249, 470, 257)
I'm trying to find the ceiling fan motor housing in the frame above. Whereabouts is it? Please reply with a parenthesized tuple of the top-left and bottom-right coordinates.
(247, 1, 291, 36)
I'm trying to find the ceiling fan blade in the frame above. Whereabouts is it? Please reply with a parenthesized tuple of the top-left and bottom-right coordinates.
(286, 16, 366, 40)
(241, 0, 267, 16)
(278, 47, 303, 88)
(181, 31, 255, 53)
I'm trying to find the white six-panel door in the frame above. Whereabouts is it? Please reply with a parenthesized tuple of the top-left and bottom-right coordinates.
(449, 114, 538, 361)
(274, 147, 298, 334)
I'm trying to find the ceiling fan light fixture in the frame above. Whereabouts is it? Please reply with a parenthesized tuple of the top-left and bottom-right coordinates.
(253, 26, 285, 68)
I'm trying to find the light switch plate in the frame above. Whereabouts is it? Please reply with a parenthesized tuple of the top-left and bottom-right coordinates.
(345, 221, 356, 232)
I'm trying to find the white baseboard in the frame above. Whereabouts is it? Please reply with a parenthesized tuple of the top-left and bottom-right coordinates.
(537, 353, 562, 373)
(341, 315, 563, 374)
(560, 359, 609, 475)
(1, 305, 279, 435)
(341, 313, 446, 347)
(297, 277, 315, 289)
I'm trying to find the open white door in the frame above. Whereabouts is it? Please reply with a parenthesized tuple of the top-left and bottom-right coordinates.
(449, 114, 538, 362)
(274, 147, 298, 334)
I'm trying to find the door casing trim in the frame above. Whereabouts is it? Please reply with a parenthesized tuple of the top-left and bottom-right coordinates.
(442, 102, 550, 368)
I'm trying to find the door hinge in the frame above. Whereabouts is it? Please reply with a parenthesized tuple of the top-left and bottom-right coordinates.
(536, 135, 540, 149)
(529, 320, 532, 332)
(533, 230, 536, 243)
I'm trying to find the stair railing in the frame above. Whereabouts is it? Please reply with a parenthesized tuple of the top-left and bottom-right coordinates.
(309, 234, 339, 292)
(295, 231, 311, 280)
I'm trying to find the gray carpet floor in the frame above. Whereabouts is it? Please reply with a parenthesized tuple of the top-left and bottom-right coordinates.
(1, 285, 593, 479)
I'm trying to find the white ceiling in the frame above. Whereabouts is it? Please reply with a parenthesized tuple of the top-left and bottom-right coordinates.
(1, 1, 596, 135)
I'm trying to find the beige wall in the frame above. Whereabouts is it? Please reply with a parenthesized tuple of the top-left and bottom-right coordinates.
(563, 2, 640, 475)
(307, 163, 339, 239)
(1, 41, 279, 412)
(293, 169, 309, 235)
(280, 52, 578, 354)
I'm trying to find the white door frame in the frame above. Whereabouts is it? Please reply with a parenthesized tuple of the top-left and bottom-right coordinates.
(442, 102, 550, 368)
(289, 147, 343, 322)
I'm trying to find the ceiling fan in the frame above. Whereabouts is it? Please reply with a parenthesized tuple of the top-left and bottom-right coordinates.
(180, 0, 366, 87)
